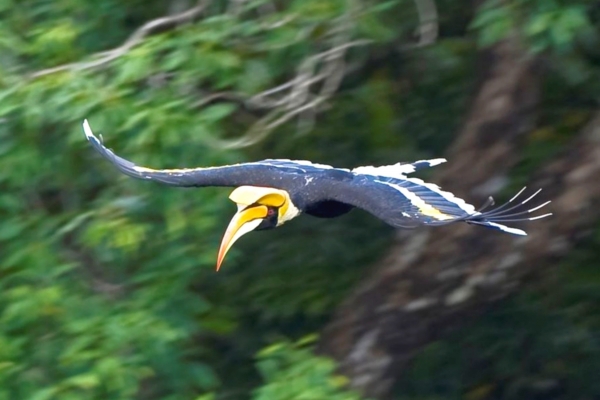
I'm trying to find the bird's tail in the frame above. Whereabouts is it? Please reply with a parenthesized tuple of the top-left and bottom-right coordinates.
(462, 187, 551, 236)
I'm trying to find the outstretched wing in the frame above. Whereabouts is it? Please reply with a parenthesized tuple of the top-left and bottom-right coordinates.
(82, 119, 341, 189)
(83, 119, 550, 235)
(331, 168, 552, 235)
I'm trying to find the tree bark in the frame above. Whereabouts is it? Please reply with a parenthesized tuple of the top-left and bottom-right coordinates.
(318, 37, 600, 399)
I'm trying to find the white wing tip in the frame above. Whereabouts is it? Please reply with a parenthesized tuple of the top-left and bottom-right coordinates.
(486, 221, 527, 236)
(508, 228, 527, 236)
(429, 158, 447, 166)
(82, 119, 95, 140)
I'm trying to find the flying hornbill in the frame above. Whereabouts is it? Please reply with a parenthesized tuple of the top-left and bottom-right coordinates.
(82, 120, 551, 270)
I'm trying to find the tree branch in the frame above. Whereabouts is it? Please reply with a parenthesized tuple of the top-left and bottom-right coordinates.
(204, 17, 371, 149)
(189, 35, 370, 149)
(30, 0, 209, 79)
(401, 0, 439, 51)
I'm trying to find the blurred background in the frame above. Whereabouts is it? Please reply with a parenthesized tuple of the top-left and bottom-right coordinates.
(1, 0, 599, 399)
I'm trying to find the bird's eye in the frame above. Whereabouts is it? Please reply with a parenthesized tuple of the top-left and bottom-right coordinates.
(267, 208, 275, 216)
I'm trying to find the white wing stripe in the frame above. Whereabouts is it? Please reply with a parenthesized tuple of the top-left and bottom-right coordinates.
(257, 159, 338, 171)
(404, 177, 477, 215)
(375, 179, 454, 221)
(353, 158, 446, 178)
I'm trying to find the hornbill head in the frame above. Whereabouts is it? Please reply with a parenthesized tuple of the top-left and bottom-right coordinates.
(217, 186, 300, 271)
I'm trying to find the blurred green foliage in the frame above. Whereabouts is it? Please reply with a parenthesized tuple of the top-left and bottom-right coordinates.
(252, 336, 367, 400)
(471, 0, 593, 52)
(470, 0, 600, 93)
(0, 0, 599, 399)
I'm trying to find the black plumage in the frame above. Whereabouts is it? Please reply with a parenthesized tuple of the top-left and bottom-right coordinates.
(83, 120, 551, 236)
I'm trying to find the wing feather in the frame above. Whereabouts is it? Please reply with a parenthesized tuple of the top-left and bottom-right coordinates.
(83, 119, 332, 189)
(347, 174, 551, 236)
(334, 166, 551, 235)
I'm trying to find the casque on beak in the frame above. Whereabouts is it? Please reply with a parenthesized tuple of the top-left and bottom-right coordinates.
(215, 186, 294, 271)
(216, 205, 268, 271)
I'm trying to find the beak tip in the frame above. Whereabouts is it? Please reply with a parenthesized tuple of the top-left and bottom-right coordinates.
(215, 205, 267, 274)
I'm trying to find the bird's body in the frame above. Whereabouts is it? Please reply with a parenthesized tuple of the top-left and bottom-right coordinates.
(82, 120, 551, 269)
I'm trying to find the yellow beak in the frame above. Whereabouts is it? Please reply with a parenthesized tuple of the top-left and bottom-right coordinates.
(216, 205, 268, 271)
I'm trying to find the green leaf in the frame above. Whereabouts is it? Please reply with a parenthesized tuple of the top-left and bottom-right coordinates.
(64, 373, 100, 389)
(200, 103, 237, 121)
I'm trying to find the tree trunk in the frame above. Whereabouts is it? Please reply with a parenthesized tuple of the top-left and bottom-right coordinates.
(318, 37, 600, 399)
